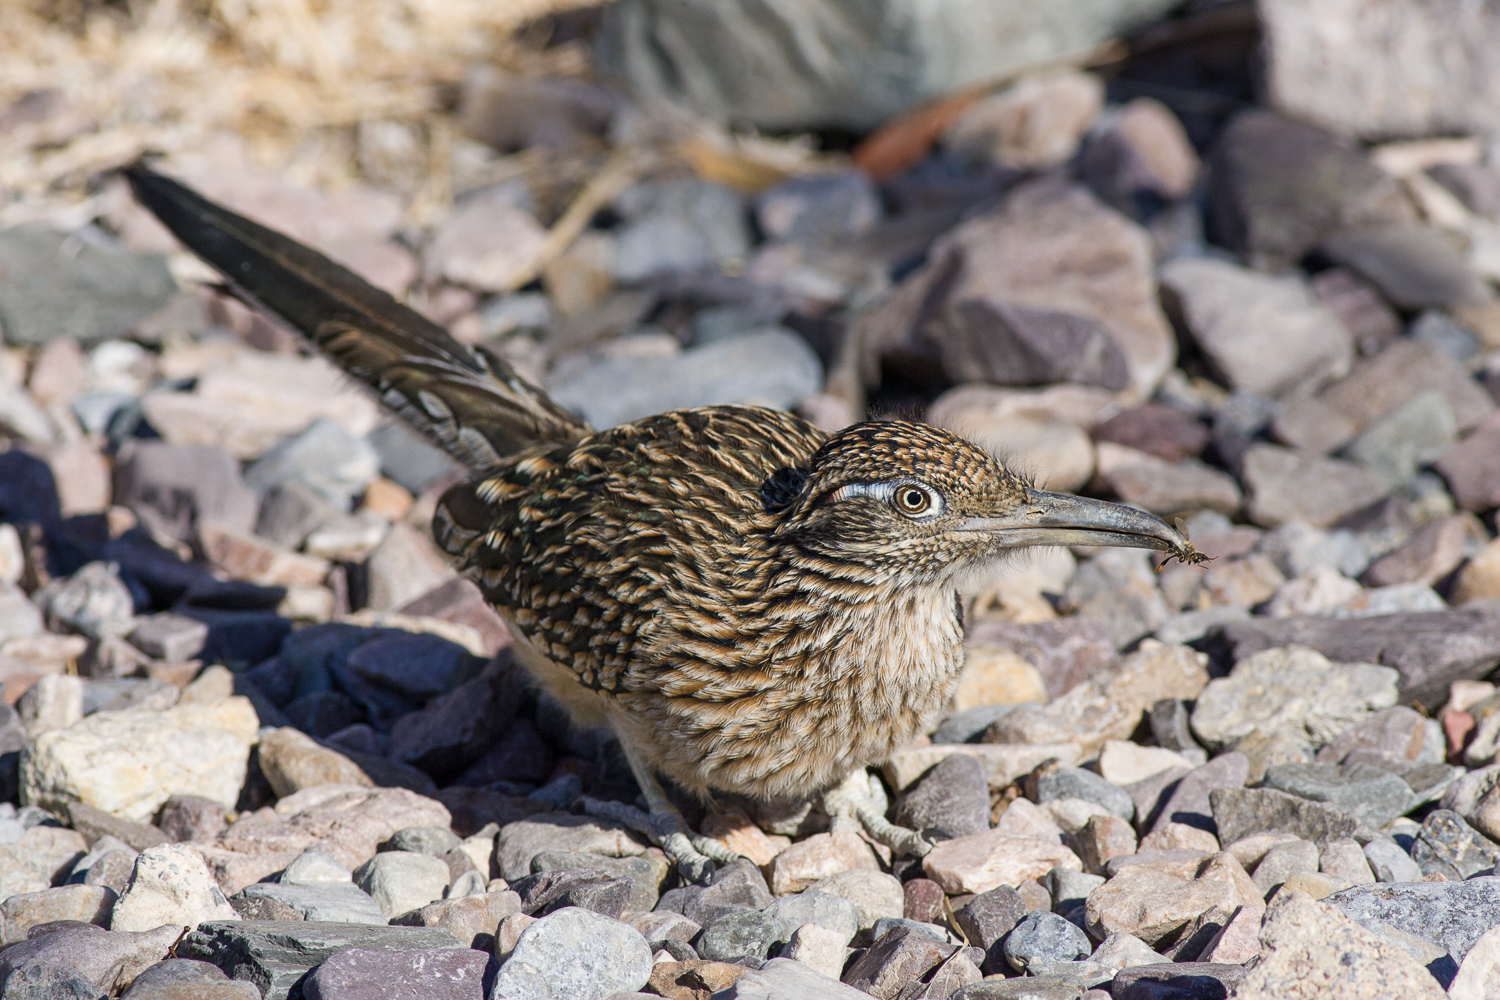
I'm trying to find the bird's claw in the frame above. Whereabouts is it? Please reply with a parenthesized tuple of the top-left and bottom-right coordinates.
(823, 768, 933, 859)
(577, 796, 735, 884)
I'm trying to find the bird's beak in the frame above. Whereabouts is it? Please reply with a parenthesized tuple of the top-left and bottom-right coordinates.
(956, 488, 1199, 562)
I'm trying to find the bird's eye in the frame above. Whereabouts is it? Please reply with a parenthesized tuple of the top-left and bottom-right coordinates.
(894, 485, 933, 516)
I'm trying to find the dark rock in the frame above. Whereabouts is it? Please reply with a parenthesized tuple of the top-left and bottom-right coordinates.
(389, 662, 523, 781)
(282, 691, 364, 738)
(1092, 405, 1209, 464)
(1435, 416, 1500, 514)
(1110, 962, 1247, 1000)
(1150, 700, 1203, 756)
(1026, 762, 1134, 822)
(1205, 607, 1500, 710)
(1409, 809, 1500, 880)
(964, 619, 1116, 700)
(0, 923, 180, 997)
(940, 298, 1130, 391)
(229, 882, 387, 925)
(155, 795, 228, 845)
(179, 920, 463, 1000)
(1002, 911, 1091, 974)
(173, 608, 291, 672)
(1261, 762, 1416, 830)
(954, 885, 1027, 975)
(755, 172, 881, 246)
(842, 925, 957, 999)
(696, 909, 781, 963)
(1209, 787, 1362, 846)
(1321, 222, 1487, 311)
(344, 633, 481, 702)
(302, 946, 491, 1000)
(932, 705, 1021, 745)
(904, 879, 946, 925)
(683, 859, 774, 927)
(113, 442, 257, 546)
(0, 225, 175, 346)
(61, 802, 168, 852)
(449, 718, 555, 787)
(0, 451, 60, 527)
(1207, 109, 1414, 270)
(430, 788, 545, 839)
(894, 754, 989, 841)
(509, 868, 633, 919)
(532, 851, 665, 914)
(1327, 876, 1500, 965)
(1309, 267, 1401, 359)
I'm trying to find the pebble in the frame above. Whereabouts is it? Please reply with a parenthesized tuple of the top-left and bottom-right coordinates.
(805, 870, 903, 932)
(352, 851, 451, 919)
(1084, 852, 1260, 948)
(1003, 910, 1092, 973)
(302, 946, 491, 1000)
(765, 832, 878, 896)
(0, 923, 182, 998)
(110, 843, 239, 932)
(1235, 891, 1445, 999)
(923, 831, 1082, 896)
(487, 906, 652, 1000)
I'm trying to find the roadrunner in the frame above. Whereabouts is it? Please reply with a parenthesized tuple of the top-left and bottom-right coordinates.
(126, 164, 1203, 880)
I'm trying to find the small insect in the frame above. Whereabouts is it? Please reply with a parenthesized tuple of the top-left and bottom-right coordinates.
(1157, 518, 1212, 569)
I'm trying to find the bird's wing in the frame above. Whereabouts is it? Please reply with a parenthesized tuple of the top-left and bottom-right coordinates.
(124, 163, 590, 472)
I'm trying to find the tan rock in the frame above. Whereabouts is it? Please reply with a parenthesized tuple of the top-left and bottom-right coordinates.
(44, 439, 111, 517)
(766, 832, 879, 895)
(700, 805, 790, 867)
(271, 784, 453, 871)
(951, 647, 1047, 711)
(883, 743, 1081, 793)
(1196, 902, 1264, 964)
(364, 522, 457, 612)
(942, 410, 1096, 493)
(944, 71, 1105, 170)
(1233, 891, 1446, 999)
(1044, 797, 1113, 834)
(0, 884, 115, 943)
(23, 697, 259, 822)
(1140, 823, 1221, 855)
(0, 826, 89, 900)
(782, 921, 847, 979)
(927, 383, 1117, 433)
(1275, 872, 1334, 900)
(1084, 851, 1260, 947)
(257, 728, 373, 798)
(994, 797, 1064, 841)
(1098, 741, 1195, 787)
(111, 844, 239, 933)
(426, 188, 548, 292)
(922, 831, 1082, 895)
(194, 845, 303, 895)
(1225, 832, 1303, 872)
(1451, 925, 1500, 1000)
(396, 888, 522, 947)
(199, 522, 330, 588)
(1455, 537, 1500, 605)
(493, 911, 535, 961)
(1075, 814, 1137, 876)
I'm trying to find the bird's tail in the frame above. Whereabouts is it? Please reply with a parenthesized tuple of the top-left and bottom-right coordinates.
(124, 163, 590, 472)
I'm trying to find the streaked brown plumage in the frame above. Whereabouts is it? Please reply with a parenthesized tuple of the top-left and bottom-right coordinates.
(125, 164, 1203, 876)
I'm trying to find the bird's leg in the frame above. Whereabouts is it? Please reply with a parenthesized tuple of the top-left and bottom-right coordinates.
(579, 736, 738, 884)
(823, 768, 932, 859)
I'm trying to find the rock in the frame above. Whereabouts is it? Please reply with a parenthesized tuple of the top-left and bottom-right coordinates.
(0, 225, 175, 345)
(1345, 391, 1459, 488)
(1362, 512, 1486, 588)
(156, 796, 228, 845)
(1362, 838, 1421, 883)
(1323, 222, 1486, 311)
(1261, 762, 1416, 830)
(424, 186, 547, 292)
(1160, 257, 1352, 399)
(1450, 924, 1500, 1000)
(755, 171, 881, 247)
(1195, 904, 1264, 965)
(35, 562, 135, 642)
(119, 959, 258, 1000)
(1250, 839, 1319, 896)
(598, 0, 1178, 133)
(1190, 646, 1398, 754)
(943, 71, 1102, 170)
(22, 697, 258, 823)
(1207, 109, 1414, 270)
(18, 673, 83, 737)
(1210, 788, 1362, 847)
(1140, 825, 1220, 855)
(1098, 742, 1195, 788)
(806, 870, 903, 931)
(1206, 606, 1500, 709)
(1455, 537, 1500, 605)
(1090, 932, 1167, 974)
(922, 831, 1081, 896)
(352, 851, 450, 919)
(1110, 964, 1247, 1000)
(301, 946, 490, 1000)
(1318, 837, 1375, 888)
(902, 879, 944, 926)
(1316, 705, 1432, 767)
(231, 881, 386, 925)
(781, 921, 846, 979)
(1409, 809, 1500, 880)
(392, 888, 522, 948)
(111, 844, 238, 932)
(1002, 910, 1091, 974)
(1095, 447, 1243, 520)
(180, 920, 462, 1000)
(842, 924, 957, 998)
(486, 906, 650, 1000)
(1081, 96, 1200, 207)
(647, 960, 748, 1000)
(1026, 763, 1134, 822)
(764, 832, 878, 897)
(511, 868, 633, 920)
(1330, 875, 1500, 971)
(964, 619, 1115, 702)
(1436, 414, 1500, 513)
(765, 890, 858, 945)
(362, 522, 457, 613)
(0, 885, 116, 943)
(697, 909, 780, 963)
(893, 755, 989, 843)
(883, 744, 1082, 794)
(1241, 445, 1391, 528)
(953, 886, 1026, 973)
(256, 728, 371, 798)
(1073, 815, 1137, 876)
(62, 801, 168, 853)
(255, 785, 453, 873)
(390, 666, 522, 782)
(494, 814, 647, 883)
(697, 807, 790, 868)
(547, 329, 821, 430)
(242, 418, 378, 512)
(1085, 852, 1260, 949)
(0, 923, 181, 997)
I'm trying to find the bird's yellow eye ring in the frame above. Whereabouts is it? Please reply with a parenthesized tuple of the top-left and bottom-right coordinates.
(895, 486, 931, 515)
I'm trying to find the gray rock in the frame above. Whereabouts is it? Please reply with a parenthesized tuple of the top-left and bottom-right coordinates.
(301, 946, 491, 1000)
(0, 885, 116, 943)
(682, 858, 773, 927)
(1323, 222, 1487, 311)
(493, 815, 647, 883)
(180, 920, 463, 1000)
(1251, 839, 1319, 895)
(368, 421, 461, 497)
(1149, 700, 1203, 756)
(383, 827, 462, 858)
(1206, 606, 1500, 717)
(1261, 761, 1416, 830)
(610, 179, 749, 282)
(35, 562, 135, 642)
(1110, 963, 1247, 1000)
(547, 329, 822, 430)
(230, 882, 386, 924)
(389, 667, 522, 783)
(1343, 391, 1457, 487)
(1255, 522, 1370, 579)
(0, 226, 175, 345)
(1328, 876, 1500, 965)
(352, 852, 450, 919)
(126, 615, 208, 665)
(894, 753, 989, 841)
(1362, 838, 1421, 883)
(487, 906, 650, 1000)
(119, 959, 253, 1000)
(1409, 810, 1500, 880)
(951, 976, 1088, 999)
(243, 418, 380, 509)
(932, 705, 1019, 745)
(1045, 871, 1104, 917)
(0, 964, 108, 1000)
(756, 172, 880, 246)
(1207, 109, 1413, 270)
(1027, 763, 1133, 822)
(940, 297, 1130, 392)
(1159, 256, 1352, 399)
(509, 868, 633, 920)
(1146, 753, 1248, 836)
(155, 795, 228, 845)
(1210, 787, 1362, 846)
(1316, 706, 1434, 768)
(254, 479, 340, 549)
(531, 851, 666, 914)
(1061, 549, 1168, 649)
(80, 679, 178, 717)
(954, 885, 1027, 975)
(1328, 583, 1447, 619)
(1241, 445, 1391, 529)
(596, 0, 1179, 132)
(1003, 911, 1092, 974)
(0, 923, 181, 997)
(716, 956, 869, 999)
(765, 890, 857, 945)
(843, 925, 958, 996)
(1319, 837, 1374, 888)
(696, 907, 780, 962)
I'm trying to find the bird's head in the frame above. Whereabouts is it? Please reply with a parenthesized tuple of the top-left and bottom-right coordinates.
(765, 420, 1203, 584)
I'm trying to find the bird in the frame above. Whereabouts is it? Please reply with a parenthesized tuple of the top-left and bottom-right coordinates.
(124, 163, 1204, 881)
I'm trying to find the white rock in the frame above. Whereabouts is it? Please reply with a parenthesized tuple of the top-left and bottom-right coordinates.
(782, 921, 847, 979)
(17, 674, 83, 737)
(22, 697, 259, 822)
(353, 851, 451, 918)
(923, 831, 1082, 895)
(1098, 740, 1195, 786)
(1450, 924, 1500, 1000)
(111, 844, 239, 932)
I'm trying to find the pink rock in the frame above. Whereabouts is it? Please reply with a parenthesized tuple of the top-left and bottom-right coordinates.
(922, 830, 1081, 895)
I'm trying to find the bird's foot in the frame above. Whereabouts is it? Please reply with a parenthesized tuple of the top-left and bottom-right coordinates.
(578, 796, 738, 884)
(823, 768, 932, 859)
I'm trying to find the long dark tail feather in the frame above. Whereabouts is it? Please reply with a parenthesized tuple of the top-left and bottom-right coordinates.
(123, 162, 590, 472)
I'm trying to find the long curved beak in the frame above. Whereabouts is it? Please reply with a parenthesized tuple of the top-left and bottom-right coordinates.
(957, 488, 1201, 562)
